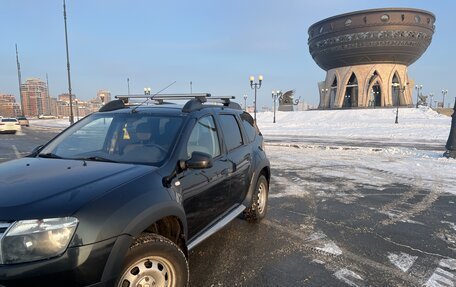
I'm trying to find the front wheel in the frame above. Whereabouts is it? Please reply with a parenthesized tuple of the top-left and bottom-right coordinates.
(243, 175, 269, 222)
(117, 234, 189, 287)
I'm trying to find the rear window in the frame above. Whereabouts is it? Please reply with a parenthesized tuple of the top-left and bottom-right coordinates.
(2, 119, 17, 122)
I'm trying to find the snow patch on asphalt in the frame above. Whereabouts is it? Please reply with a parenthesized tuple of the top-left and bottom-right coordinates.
(334, 268, 364, 287)
(267, 145, 456, 196)
(316, 242, 343, 256)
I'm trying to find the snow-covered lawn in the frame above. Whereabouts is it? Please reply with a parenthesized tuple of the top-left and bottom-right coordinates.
(256, 107, 451, 145)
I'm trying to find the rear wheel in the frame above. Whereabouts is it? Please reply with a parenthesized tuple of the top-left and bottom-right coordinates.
(243, 175, 269, 222)
(117, 234, 188, 287)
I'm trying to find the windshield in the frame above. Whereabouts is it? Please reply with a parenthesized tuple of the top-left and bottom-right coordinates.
(39, 112, 183, 166)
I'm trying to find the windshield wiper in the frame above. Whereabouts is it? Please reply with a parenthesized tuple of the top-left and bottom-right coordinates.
(75, 156, 117, 163)
(38, 153, 63, 159)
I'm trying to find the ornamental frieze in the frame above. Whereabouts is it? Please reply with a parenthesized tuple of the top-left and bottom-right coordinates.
(313, 30, 431, 50)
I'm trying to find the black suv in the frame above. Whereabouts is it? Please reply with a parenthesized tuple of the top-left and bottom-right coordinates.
(0, 94, 270, 287)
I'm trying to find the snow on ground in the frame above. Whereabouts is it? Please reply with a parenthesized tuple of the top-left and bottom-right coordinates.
(257, 107, 455, 195)
(29, 119, 72, 129)
(267, 144, 456, 196)
(256, 107, 451, 144)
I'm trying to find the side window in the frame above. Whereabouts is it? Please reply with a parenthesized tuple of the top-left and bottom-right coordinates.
(187, 116, 220, 158)
(219, 114, 243, 151)
(240, 112, 257, 142)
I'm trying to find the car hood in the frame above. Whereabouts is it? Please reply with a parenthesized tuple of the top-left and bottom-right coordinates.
(0, 158, 155, 220)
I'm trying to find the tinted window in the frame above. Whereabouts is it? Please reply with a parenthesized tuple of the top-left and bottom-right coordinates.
(240, 112, 256, 142)
(219, 114, 243, 151)
(187, 116, 220, 158)
(2, 119, 17, 122)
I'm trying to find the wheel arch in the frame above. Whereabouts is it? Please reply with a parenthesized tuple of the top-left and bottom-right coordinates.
(100, 201, 188, 283)
(242, 161, 271, 208)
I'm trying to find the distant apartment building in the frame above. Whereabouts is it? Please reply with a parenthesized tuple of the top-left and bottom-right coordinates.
(58, 93, 74, 103)
(21, 78, 51, 117)
(0, 94, 22, 117)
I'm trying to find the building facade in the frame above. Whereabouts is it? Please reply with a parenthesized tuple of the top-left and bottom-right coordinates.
(308, 8, 435, 109)
(0, 94, 21, 117)
(21, 78, 51, 117)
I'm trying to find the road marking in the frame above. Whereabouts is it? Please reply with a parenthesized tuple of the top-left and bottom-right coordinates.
(262, 219, 425, 285)
(12, 145, 21, 158)
(440, 259, 456, 270)
(425, 259, 456, 287)
(334, 268, 364, 287)
(387, 252, 418, 272)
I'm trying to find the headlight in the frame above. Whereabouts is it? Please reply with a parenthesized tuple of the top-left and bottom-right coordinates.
(0, 217, 78, 265)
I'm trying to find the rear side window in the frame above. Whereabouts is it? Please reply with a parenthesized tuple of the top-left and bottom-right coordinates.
(240, 112, 257, 142)
(219, 114, 243, 151)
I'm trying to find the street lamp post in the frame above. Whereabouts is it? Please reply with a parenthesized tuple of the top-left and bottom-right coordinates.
(415, 85, 423, 108)
(442, 89, 448, 108)
(249, 75, 263, 122)
(243, 94, 248, 112)
(63, 0, 74, 125)
(271, 90, 282, 123)
(75, 99, 79, 121)
(393, 82, 408, 124)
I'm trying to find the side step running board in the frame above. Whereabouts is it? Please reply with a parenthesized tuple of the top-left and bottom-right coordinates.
(188, 205, 246, 250)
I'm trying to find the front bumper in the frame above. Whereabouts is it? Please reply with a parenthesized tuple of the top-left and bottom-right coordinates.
(0, 237, 117, 287)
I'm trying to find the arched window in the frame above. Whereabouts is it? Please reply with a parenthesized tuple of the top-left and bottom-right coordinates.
(343, 73, 358, 108)
(368, 72, 381, 107)
(391, 73, 401, 106)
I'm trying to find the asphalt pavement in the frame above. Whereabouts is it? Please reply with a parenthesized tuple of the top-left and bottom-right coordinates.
(0, 126, 61, 163)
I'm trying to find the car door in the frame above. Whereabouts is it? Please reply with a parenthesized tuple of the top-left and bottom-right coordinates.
(218, 113, 252, 205)
(179, 115, 232, 238)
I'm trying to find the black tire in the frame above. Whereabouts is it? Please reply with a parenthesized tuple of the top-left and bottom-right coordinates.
(243, 175, 269, 222)
(117, 233, 189, 287)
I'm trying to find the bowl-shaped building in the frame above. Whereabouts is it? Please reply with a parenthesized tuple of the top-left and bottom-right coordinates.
(308, 8, 435, 108)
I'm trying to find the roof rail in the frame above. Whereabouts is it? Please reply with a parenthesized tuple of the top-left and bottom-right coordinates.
(113, 93, 241, 112)
(115, 93, 211, 103)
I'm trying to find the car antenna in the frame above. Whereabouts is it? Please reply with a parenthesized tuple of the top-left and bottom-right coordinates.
(131, 81, 177, 113)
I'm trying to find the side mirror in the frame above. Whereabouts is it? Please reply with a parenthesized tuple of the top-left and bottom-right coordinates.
(186, 151, 213, 169)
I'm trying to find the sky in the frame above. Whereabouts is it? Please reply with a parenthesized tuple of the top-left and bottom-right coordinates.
(1, 0, 455, 108)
